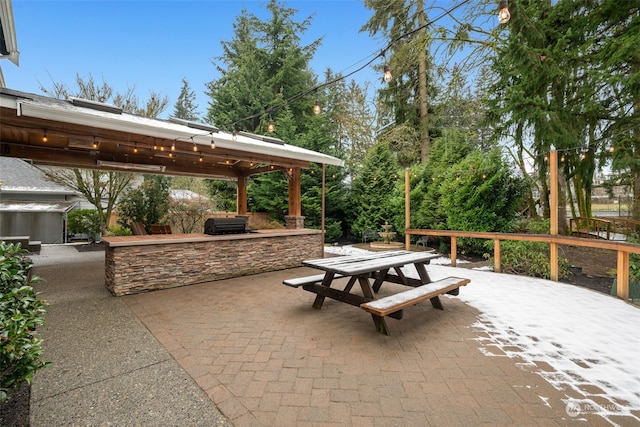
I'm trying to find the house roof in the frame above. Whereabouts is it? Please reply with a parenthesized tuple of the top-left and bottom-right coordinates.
(0, 200, 77, 213)
(0, 0, 19, 88)
(0, 88, 344, 180)
(0, 156, 77, 195)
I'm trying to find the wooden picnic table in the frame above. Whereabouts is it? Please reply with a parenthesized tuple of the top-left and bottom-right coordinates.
(284, 250, 469, 335)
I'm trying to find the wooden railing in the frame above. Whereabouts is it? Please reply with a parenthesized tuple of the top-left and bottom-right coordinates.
(406, 229, 640, 302)
(595, 217, 640, 238)
(570, 216, 640, 240)
(570, 217, 614, 240)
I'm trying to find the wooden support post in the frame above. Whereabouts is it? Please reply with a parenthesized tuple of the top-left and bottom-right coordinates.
(617, 251, 630, 301)
(405, 168, 410, 250)
(451, 237, 457, 267)
(237, 176, 248, 215)
(288, 167, 301, 216)
(494, 239, 501, 273)
(322, 164, 325, 257)
(549, 150, 559, 281)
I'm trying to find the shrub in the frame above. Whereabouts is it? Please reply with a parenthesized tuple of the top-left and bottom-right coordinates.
(107, 225, 132, 236)
(0, 242, 50, 402)
(67, 209, 100, 242)
(486, 219, 570, 279)
(323, 218, 343, 244)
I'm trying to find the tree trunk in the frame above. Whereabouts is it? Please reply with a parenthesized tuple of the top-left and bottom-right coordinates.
(418, 0, 430, 163)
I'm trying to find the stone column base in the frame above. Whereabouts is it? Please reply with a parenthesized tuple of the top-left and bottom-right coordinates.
(285, 215, 305, 229)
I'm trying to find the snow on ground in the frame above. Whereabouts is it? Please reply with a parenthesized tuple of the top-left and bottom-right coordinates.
(325, 245, 640, 423)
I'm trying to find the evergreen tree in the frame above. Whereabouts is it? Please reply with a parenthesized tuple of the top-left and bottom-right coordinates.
(172, 78, 200, 121)
(206, 0, 320, 133)
(350, 142, 399, 238)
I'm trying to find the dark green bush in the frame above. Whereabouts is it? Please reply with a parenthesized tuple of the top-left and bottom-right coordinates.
(0, 242, 50, 402)
(67, 209, 100, 242)
(324, 218, 343, 244)
(486, 219, 570, 279)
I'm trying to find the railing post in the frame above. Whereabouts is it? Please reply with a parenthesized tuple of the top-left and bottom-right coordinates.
(617, 251, 630, 301)
(451, 237, 457, 267)
(494, 239, 501, 273)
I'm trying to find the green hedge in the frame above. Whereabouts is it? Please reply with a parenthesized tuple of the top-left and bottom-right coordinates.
(0, 242, 50, 401)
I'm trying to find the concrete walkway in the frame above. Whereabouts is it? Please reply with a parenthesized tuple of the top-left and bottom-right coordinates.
(29, 245, 230, 426)
(29, 244, 613, 426)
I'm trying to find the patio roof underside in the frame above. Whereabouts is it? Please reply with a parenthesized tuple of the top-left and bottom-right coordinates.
(0, 88, 343, 180)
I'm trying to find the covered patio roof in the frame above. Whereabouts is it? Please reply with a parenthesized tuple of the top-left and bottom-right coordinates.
(0, 88, 343, 179)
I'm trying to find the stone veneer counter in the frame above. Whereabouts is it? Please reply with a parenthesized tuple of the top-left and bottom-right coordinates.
(103, 229, 323, 295)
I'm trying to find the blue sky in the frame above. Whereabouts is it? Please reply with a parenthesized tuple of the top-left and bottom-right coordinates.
(3, 0, 388, 119)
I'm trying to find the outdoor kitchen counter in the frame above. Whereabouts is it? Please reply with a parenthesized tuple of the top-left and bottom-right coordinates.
(102, 229, 323, 296)
(102, 229, 321, 247)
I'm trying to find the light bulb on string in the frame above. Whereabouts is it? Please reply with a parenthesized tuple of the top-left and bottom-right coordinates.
(171, 141, 176, 151)
(498, 0, 511, 24)
(267, 117, 275, 133)
(313, 99, 321, 115)
(383, 64, 392, 83)
(133, 143, 138, 154)
(42, 130, 48, 143)
(211, 135, 216, 149)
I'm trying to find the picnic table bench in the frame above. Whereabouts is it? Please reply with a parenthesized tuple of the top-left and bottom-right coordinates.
(360, 276, 470, 334)
(283, 250, 470, 335)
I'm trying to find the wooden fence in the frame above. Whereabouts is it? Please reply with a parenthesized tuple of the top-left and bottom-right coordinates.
(405, 229, 640, 302)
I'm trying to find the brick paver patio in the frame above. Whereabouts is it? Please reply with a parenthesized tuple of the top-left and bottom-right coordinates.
(123, 265, 624, 426)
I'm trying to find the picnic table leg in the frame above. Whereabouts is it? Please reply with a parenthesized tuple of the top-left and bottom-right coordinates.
(429, 295, 444, 310)
(414, 262, 432, 284)
(312, 272, 336, 310)
(358, 276, 390, 334)
(370, 314, 390, 335)
(371, 268, 389, 293)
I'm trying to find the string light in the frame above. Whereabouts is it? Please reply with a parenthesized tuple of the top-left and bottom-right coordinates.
(267, 117, 275, 133)
(171, 141, 176, 151)
(383, 64, 392, 83)
(498, 0, 510, 24)
(192, 137, 198, 152)
(210, 135, 216, 149)
(221, 1, 471, 131)
(313, 99, 321, 115)
(42, 130, 48, 143)
(92, 137, 98, 149)
(133, 143, 138, 154)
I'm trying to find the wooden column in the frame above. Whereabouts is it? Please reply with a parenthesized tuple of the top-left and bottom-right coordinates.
(237, 176, 248, 215)
(550, 150, 559, 281)
(285, 167, 304, 229)
(288, 167, 301, 216)
(322, 164, 326, 257)
(405, 168, 410, 250)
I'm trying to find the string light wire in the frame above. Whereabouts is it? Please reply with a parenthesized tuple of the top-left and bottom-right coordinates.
(224, 0, 473, 131)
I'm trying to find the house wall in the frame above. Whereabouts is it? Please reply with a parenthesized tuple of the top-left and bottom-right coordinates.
(0, 211, 65, 244)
